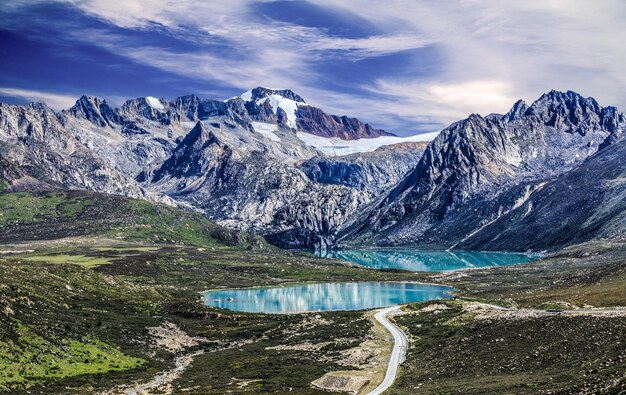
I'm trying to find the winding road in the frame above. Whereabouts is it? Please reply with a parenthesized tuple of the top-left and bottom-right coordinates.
(368, 306, 408, 395)
(364, 302, 626, 394)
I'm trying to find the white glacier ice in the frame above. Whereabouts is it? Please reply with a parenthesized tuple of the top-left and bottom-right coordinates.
(295, 131, 440, 156)
(251, 122, 281, 142)
(145, 96, 165, 110)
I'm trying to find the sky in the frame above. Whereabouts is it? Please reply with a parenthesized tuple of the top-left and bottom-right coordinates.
(0, 1, 625, 136)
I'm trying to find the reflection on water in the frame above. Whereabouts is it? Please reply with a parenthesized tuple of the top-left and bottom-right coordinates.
(203, 282, 452, 313)
(319, 250, 536, 272)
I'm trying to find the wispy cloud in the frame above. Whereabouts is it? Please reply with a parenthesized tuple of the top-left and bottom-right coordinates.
(2, 0, 625, 135)
(326, 0, 626, 117)
(0, 87, 78, 110)
(308, 34, 435, 59)
(364, 80, 518, 124)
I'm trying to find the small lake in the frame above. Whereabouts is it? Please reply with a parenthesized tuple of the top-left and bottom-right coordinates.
(319, 250, 536, 272)
(203, 282, 453, 314)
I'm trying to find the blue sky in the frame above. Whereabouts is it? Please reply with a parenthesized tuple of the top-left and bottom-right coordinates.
(1, 1, 625, 136)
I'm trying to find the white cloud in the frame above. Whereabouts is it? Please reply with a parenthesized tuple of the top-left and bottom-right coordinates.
(5, 0, 626, 135)
(366, 80, 518, 124)
(307, 34, 435, 59)
(0, 87, 78, 110)
(65, 0, 432, 58)
(64, 0, 250, 30)
(324, 0, 626, 116)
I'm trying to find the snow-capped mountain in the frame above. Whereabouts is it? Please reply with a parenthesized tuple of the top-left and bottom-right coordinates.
(239, 87, 305, 129)
(3, 87, 622, 251)
(0, 87, 429, 249)
(238, 87, 395, 139)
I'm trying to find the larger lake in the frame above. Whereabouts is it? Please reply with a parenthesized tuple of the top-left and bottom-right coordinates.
(203, 250, 535, 314)
(203, 282, 452, 314)
(319, 250, 536, 272)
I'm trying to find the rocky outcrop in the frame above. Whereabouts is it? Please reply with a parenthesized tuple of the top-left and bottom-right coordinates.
(295, 105, 393, 139)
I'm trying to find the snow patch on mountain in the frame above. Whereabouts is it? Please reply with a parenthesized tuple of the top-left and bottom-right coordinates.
(296, 131, 440, 156)
(251, 122, 281, 142)
(239, 90, 253, 102)
(258, 95, 304, 129)
(145, 96, 164, 110)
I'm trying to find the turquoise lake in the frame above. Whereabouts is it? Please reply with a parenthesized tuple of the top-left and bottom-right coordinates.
(203, 250, 535, 313)
(203, 282, 453, 314)
(318, 249, 536, 272)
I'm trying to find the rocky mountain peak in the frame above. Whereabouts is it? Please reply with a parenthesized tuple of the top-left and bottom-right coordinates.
(173, 94, 200, 106)
(67, 95, 120, 127)
(169, 94, 201, 121)
(236, 87, 306, 129)
(27, 101, 52, 113)
(502, 99, 528, 122)
(118, 96, 172, 124)
(150, 120, 232, 184)
(121, 96, 162, 112)
(240, 87, 306, 104)
(73, 95, 105, 111)
(523, 90, 604, 131)
(180, 121, 218, 148)
(536, 90, 600, 111)
(494, 90, 626, 142)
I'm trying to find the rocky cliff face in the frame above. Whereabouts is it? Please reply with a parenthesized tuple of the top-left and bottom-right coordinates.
(453, 134, 626, 251)
(58, 97, 180, 180)
(147, 122, 369, 248)
(0, 102, 163, 200)
(299, 142, 427, 194)
(295, 106, 393, 139)
(340, 91, 626, 249)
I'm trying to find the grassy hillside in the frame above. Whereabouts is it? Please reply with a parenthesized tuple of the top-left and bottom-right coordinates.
(0, 190, 265, 248)
(390, 242, 626, 394)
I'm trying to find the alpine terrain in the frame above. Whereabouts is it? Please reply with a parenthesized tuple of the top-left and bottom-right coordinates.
(2, 2, 626, 394)
(0, 87, 432, 250)
(1, 87, 626, 395)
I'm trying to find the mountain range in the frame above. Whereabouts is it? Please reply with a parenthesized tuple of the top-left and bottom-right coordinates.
(1, 88, 624, 252)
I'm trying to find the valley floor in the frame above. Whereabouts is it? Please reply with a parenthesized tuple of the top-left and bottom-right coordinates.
(0, 193, 625, 394)
(1, 239, 625, 394)
(0, 238, 423, 394)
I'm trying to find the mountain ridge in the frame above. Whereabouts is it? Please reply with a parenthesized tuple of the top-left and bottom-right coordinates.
(339, 90, 626, 250)
(2, 88, 625, 251)
(0, 87, 418, 249)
